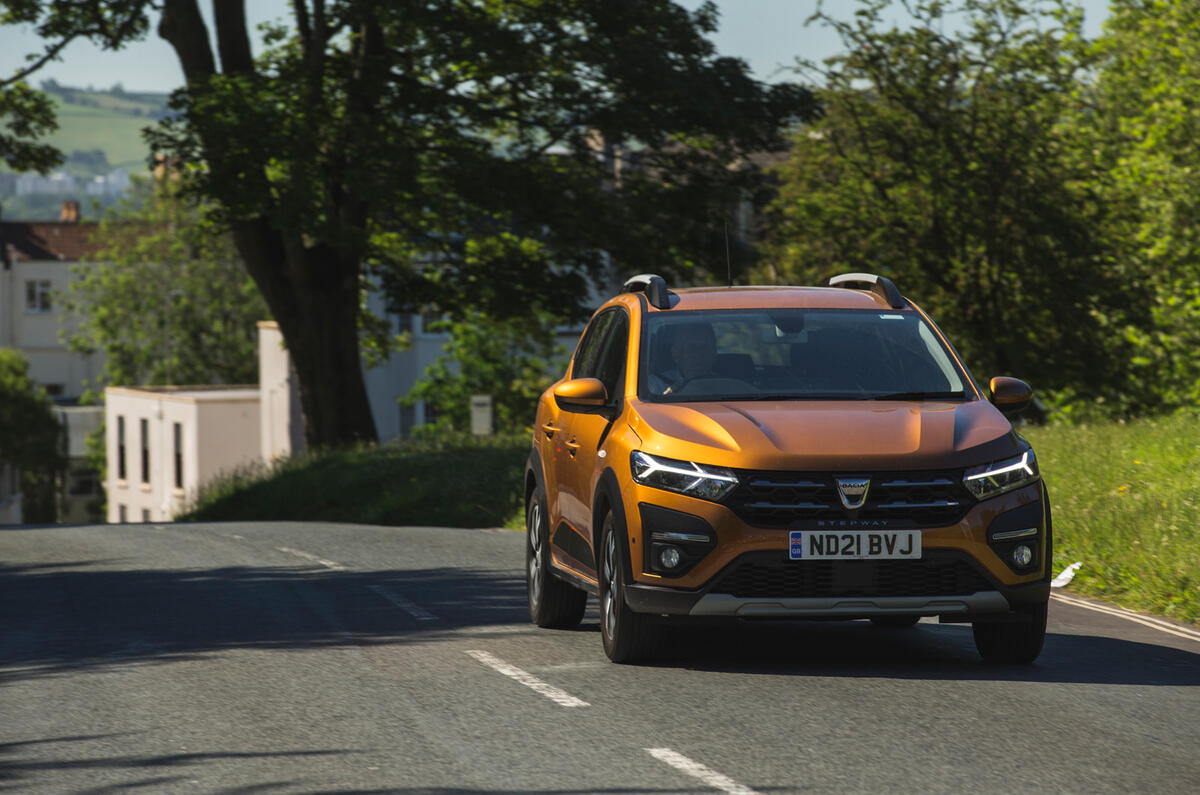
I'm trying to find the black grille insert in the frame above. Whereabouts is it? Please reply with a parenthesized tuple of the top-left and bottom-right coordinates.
(709, 550, 995, 599)
(723, 468, 973, 528)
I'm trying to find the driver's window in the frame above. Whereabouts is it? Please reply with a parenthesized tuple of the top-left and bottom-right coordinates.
(592, 313, 629, 399)
(572, 311, 617, 380)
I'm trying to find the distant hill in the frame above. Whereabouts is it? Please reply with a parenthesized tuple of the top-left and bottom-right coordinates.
(38, 80, 172, 176)
(0, 82, 171, 219)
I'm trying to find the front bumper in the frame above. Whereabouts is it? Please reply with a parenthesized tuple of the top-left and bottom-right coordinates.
(625, 566, 1049, 620)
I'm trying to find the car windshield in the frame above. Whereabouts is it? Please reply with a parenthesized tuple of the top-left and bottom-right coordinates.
(639, 308, 970, 402)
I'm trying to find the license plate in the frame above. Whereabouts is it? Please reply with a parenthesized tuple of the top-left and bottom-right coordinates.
(789, 530, 921, 560)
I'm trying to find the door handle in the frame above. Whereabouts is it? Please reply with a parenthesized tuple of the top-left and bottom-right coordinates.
(542, 423, 561, 439)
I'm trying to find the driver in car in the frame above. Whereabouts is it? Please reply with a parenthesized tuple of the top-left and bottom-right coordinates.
(650, 322, 717, 395)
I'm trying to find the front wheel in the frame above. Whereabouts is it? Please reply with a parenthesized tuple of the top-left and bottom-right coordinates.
(599, 511, 658, 663)
(526, 485, 586, 628)
(972, 601, 1048, 664)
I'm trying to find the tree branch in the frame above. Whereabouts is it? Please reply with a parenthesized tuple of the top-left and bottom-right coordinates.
(159, 0, 217, 81)
(214, 0, 254, 74)
(1, 36, 78, 88)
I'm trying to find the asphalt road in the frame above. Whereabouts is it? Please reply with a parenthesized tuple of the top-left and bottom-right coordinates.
(2, 521, 1197, 794)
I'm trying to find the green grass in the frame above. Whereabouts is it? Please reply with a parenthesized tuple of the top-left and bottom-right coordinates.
(178, 433, 531, 530)
(48, 97, 158, 171)
(179, 415, 1199, 625)
(1023, 412, 1200, 624)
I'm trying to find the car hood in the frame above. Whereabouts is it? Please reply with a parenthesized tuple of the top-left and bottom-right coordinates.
(629, 398, 1021, 471)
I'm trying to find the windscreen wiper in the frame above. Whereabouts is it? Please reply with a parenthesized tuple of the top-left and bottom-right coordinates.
(862, 391, 967, 401)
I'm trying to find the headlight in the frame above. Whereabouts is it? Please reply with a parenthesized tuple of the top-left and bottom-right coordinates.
(963, 448, 1040, 500)
(631, 451, 738, 501)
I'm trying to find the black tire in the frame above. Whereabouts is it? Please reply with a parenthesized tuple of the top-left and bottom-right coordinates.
(598, 510, 658, 663)
(526, 484, 586, 628)
(972, 601, 1048, 664)
(870, 616, 921, 628)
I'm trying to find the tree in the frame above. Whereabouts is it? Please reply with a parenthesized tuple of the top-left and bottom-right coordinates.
(2, 1, 815, 448)
(1079, 0, 1200, 411)
(62, 175, 269, 390)
(763, 0, 1146, 402)
(403, 310, 569, 435)
(0, 348, 64, 523)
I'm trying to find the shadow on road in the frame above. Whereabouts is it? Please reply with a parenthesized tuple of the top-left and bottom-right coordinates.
(2, 554, 1196, 689)
(644, 618, 1200, 686)
(0, 559, 529, 684)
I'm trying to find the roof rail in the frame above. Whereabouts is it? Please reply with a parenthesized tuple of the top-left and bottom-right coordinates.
(828, 272, 907, 309)
(623, 273, 674, 310)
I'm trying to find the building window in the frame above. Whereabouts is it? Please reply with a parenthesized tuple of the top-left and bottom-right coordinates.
(44, 383, 64, 397)
(24, 280, 51, 313)
(173, 422, 183, 489)
(117, 416, 127, 480)
(142, 508, 150, 523)
(140, 418, 149, 484)
(118, 504, 127, 523)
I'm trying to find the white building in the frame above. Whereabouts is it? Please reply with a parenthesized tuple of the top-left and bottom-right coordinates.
(0, 208, 105, 399)
(104, 385, 260, 523)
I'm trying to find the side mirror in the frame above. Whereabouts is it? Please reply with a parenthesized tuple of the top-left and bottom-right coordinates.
(989, 376, 1033, 417)
(553, 377, 608, 409)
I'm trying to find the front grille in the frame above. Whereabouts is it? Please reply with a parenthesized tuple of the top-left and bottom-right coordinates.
(723, 468, 973, 528)
(709, 550, 995, 599)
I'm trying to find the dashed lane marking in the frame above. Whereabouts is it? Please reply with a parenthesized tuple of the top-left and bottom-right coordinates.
(465, 650, 589, 708)
(1052, 593, 1200, 644)
(367, 584, 438, 622)
(276, 546, 347, 571)
(646, 747, 762, 795)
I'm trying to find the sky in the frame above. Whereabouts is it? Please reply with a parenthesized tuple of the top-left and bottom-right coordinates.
(0, 1, 1114, 94)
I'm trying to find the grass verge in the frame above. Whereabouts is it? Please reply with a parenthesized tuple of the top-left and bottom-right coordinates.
(178, 433, 530, 530)
(1023, 411, 1199, 624)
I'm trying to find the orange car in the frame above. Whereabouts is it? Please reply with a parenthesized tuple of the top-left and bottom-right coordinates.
(524, 273, 1051, 664)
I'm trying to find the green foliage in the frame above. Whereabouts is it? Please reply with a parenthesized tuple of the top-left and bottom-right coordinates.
(404, 309, 570, 435)
(62, 175, 269, 389)
(763, 0, 1146, 405)
(178, 433, 530, 529)
(5, 0, 816, 448)
(1024, 412, 1200, 624)
(0, 348, 64, 522)
(0, 80, 61, 173)
(1075, 0, 1200, 412)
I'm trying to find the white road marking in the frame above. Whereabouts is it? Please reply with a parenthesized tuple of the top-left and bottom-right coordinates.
(1052, 593, 1200, 644)
(465, 650, 589, 708)
(646, 748, 762, 795)
(457, 624, 538, 635)
(276, 546, 347, 571)
(366, 584, 438, 621)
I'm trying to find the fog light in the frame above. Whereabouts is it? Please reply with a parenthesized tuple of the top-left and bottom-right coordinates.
(1012, 544, 1033, 567)
(658, 546, 682, 569)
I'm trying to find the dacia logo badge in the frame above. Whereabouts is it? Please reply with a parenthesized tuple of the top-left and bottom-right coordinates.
(835, 477, 871, 510)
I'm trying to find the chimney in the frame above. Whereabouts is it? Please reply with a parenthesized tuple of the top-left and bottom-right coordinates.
(60, 200, 80, 223)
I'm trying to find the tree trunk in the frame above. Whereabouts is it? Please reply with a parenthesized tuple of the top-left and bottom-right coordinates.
(161, 0, 378, 448)
(231, 221, 378, 449)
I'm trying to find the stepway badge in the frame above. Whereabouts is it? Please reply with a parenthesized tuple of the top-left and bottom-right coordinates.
(789, 531, 804, 558)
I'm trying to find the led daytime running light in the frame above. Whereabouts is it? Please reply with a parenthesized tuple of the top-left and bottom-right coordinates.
(964, 451, 1034, 483)
(631, 451, 738, 502)
(963, 449, 1040, 500)
(634, 453, 736, 487)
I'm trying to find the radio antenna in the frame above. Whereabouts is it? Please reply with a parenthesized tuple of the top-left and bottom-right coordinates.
(724, 220, 733, 287)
